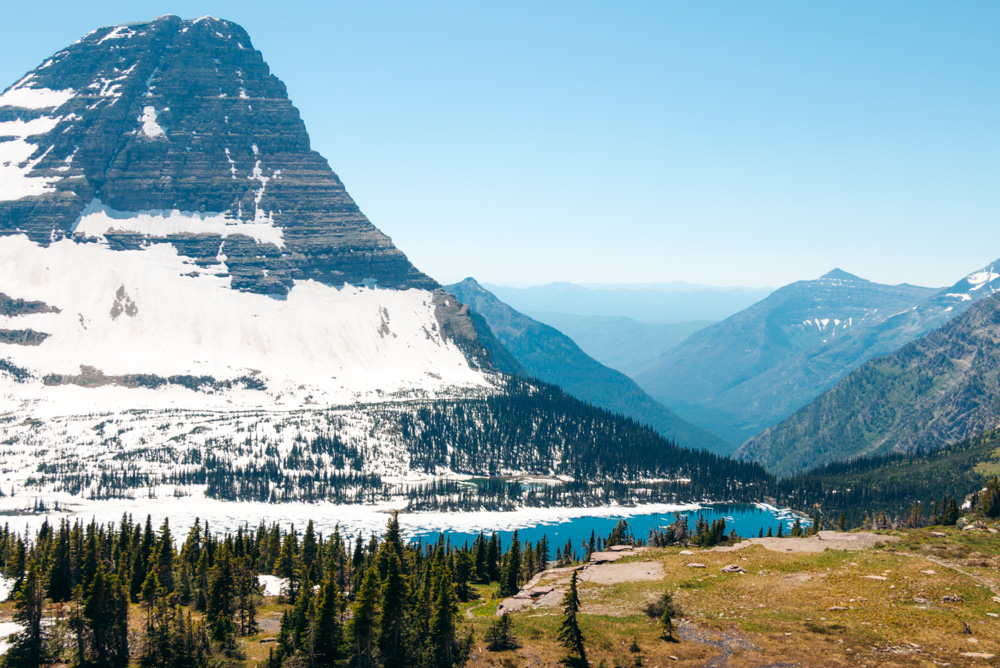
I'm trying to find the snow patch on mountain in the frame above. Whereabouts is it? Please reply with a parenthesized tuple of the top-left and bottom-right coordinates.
(0, 114, 64, 201)
(968, 269, 1000, 289)
(138, 105, 166, 138)
(0, 235, 490, 415)
(72, 199, 285, 247)
(0, 85, 75, 110)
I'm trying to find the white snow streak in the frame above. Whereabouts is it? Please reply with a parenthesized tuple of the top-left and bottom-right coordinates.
(72, 199, 285, 247)
(0, 86, 75, 110)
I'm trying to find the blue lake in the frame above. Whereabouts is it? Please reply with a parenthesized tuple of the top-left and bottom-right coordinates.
(409, 503, 808, 560)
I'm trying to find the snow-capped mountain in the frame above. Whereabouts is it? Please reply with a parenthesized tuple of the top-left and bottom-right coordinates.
(634, 269, 938, 444)
(0, 15, 491, 415)
(635, 260, 1000, 448)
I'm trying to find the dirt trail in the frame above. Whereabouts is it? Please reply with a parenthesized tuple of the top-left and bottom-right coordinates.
(711, 531, 899, 554)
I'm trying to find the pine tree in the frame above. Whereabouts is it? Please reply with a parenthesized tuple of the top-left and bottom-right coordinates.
(5, 560, 46, 667)
(289, 571, 313, 654)
(130, 516, 156, 602)
(486, 533, 501, 583)
(499, 531, 521, 597)
(351, 566, 379, 668)
(234, 553, 259, 636)
(314, 573, 344, 667)
(45, 520, 73, 602)
(377, 551, 409, 667)
(658, 591, 677, 641)
(302, 519, 319, 581)
(558, 571, 587, 667)
(206, 546, 237, 646)
(485, 612, 518, 651)
(536, 534, 550, 572)
(140, 570, 160, 634)
(84, 563, 130, 667)
(429, 565, 459, 667)
(474, 532, 488, 583)
(155, 518, 175, 593)
(453, 549, 475, 602)
(275, 530, 301, 602)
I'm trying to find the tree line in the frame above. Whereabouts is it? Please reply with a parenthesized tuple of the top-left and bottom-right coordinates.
(0, 512, 567, 668)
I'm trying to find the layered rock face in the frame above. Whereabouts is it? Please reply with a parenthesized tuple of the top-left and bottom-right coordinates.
(0, 16, 495, 414)
(0, 15, 433, 293)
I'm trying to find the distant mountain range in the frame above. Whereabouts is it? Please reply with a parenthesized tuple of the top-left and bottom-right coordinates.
(482, 282, 773, 323)
(446, 279, 732, 454)
(635, 262, 1000, 447)
(739, 290, 1000, 476)
(524, 313, 711, 376)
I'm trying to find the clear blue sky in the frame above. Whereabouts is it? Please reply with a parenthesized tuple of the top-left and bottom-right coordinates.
(2, 2, 998, 289)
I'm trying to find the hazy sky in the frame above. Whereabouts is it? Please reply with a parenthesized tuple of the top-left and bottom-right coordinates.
(2, 2, 998, 289)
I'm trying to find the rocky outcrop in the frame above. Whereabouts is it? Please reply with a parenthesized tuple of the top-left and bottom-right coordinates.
(0, 15, 435, 294)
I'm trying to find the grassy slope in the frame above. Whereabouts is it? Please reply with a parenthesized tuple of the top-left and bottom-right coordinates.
(464, 528, 1000, 667)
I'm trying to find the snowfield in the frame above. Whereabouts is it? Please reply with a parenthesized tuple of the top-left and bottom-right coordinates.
(0, 234, 491, 415)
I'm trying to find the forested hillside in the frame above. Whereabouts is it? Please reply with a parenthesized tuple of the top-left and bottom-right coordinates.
(777, 428, 1000, 527)
(741, 293, 1000, 476)
(447, 279, 732, 454)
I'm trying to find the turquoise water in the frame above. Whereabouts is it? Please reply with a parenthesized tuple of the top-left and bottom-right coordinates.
(410, 503, 808, 560)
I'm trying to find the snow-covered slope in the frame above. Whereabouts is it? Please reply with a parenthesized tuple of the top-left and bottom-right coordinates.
(0, 235, 490, 415)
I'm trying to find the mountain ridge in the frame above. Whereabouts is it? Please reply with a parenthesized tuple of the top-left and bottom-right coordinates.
(738, 291, 1000, 476)
(446, 278, 732, 454)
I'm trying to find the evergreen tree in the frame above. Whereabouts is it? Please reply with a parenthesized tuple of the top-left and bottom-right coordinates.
(5, 560, 46, 668)
(658, 591, 677, 641)
(314, 573, 344, 667)
(45, 521, 73, 602)
(302, 519, 319, 581)
(377, 551, 409, 667)
(485, 612, 518, 651)
(140, 570, 160, 634)
(558, 571, 586, 667)
(499, 531, 521, 597)
(486, 533, 501, 583)
(351, 566, 379, 668)
(429, 565, 459, 667)
(155, 518, 175, 593)
(206, 547, 237, 646)
(84, 563, 130, 668)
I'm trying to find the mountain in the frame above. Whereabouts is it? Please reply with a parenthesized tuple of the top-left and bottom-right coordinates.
(0, 17, 772, 506)
(635, 270, 940, 443)
(0, 14, 489, 415)
(523, 312, 711, 376)
(446, 278, 731, 454)
(482, 282, 773, 323)
(738, 292, 1000, 476)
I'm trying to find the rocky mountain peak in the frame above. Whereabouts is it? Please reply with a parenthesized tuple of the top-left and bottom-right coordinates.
(1, 15, 434, 294)
(820, 268, 866, 281)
